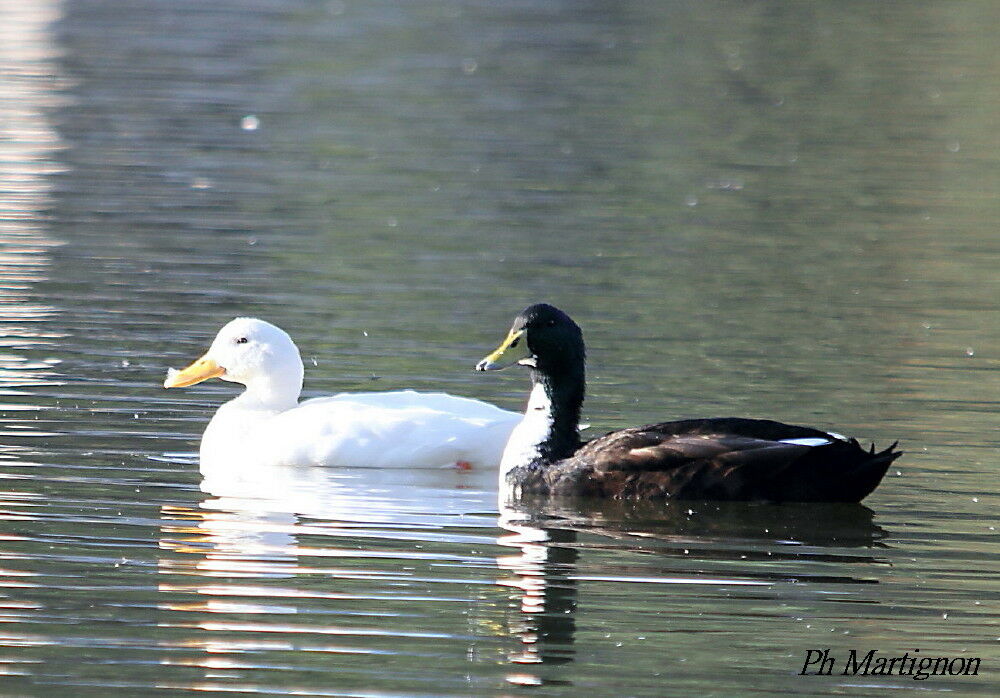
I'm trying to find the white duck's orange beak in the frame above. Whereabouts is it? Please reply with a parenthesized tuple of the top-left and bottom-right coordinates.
(163, 355, 225, 388)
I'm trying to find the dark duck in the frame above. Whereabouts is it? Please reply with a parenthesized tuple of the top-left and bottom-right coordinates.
(476, 304, 900, 503)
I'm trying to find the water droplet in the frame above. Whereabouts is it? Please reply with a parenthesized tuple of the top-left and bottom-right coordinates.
(461, 58, 478, 74)
(685, 194, 698, 207)
(946, 140, 960, 153)
(387, 216, 398, 227)
(240, 115, 260, 131)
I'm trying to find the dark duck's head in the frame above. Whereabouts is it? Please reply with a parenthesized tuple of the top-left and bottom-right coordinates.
(477, 304, 586, 467)
(476, 303, 585, 378)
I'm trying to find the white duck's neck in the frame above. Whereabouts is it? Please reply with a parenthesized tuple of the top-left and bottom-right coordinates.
(201, 368, 302, 467)
(235, 368, 302, 412)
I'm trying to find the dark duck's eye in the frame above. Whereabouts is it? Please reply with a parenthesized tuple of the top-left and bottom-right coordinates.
(236, 337, 248, 344)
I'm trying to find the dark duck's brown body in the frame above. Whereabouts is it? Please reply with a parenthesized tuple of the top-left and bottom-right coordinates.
(476, 304, 900, 503)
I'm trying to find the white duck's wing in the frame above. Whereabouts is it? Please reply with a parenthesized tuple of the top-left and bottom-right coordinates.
(260, 390, 521, 468)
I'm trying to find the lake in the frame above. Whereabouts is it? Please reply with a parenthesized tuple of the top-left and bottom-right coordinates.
(0, 0, 996, 695)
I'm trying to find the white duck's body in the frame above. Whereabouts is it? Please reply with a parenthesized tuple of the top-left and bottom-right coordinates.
(201, 388, 521, 469)
(165, 318, 522, 469)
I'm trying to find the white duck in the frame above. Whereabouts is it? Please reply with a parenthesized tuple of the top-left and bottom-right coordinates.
(163, 318, 522, 469)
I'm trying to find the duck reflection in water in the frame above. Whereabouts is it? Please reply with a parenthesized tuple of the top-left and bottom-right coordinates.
(494, 495, 888, 686)
(497, 505, 579, 675)
(155, 453, 889, 689)
(161, 455, 498, 581)
(162, 459, 362, 583)
(156, 460, 502, 690)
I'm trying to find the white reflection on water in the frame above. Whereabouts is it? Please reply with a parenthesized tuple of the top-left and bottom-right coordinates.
(0, 0, 66, 399)
(149, 459, 894, 690)
(159, 459, 473, 585)
(155, 457, 498, 679)
(496, 508, 575, 676)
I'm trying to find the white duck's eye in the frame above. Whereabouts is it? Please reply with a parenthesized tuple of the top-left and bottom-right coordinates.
(235, 337, 248, 344)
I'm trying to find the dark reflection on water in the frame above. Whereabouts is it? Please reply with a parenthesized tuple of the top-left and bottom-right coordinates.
(0, 0, 997, 694)
(512, 498, 889, 559)
(494, 499, 900, 690)
(503, 497, 993, 697)
(498, 511, 580, 674)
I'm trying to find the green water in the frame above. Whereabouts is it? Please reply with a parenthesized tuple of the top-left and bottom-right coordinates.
(0, 0, 996, 695)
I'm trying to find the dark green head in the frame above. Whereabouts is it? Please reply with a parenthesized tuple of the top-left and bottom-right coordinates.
(476, 303, 585, 376)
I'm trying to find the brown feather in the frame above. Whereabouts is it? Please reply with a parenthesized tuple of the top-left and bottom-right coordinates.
(511, 419, 900, 503)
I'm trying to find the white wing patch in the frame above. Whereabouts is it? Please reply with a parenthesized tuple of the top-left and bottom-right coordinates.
(779, 437, 832, 447)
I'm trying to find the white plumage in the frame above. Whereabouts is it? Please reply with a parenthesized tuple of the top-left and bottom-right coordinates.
(164, 318, 521, 469)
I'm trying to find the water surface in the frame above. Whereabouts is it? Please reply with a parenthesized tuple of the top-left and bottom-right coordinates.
(0, 0, 997, 695)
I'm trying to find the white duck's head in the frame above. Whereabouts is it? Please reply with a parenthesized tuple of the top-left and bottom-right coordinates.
(164, 318, 304, 409)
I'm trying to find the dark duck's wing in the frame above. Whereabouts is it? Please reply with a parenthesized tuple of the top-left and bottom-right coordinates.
(540, 418, 901, 503)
